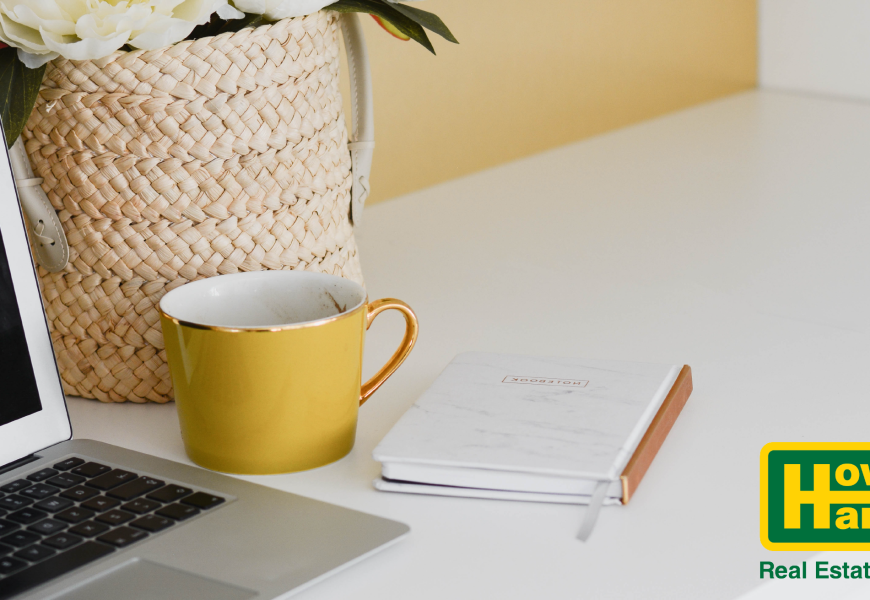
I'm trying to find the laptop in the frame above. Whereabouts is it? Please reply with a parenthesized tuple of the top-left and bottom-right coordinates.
(0, 141, 409, 598)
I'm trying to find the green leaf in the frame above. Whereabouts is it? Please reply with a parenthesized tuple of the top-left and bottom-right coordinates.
(0, 49, 45, 148)
(328, 0, 435, 54)
(187, 12, 275, 40)
(388, 3, 457, 44)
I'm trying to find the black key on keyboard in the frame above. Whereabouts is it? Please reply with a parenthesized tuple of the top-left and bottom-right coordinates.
(59, 486, 99, 502)
(70, 462, 110, 478)
(107, 476, 164, 501)
(0, 495, 32, 511)
(96, 526, 148, 548)
(55, 507, 96, 524)
(27, 519, 67, 535)
(121, 499, 160, 514)
(181, 492, 225, 510)
(46, 474, 85, 489)
(53, 457, 85, 471)
(0, 542, 114, 598)
(0, 531, 40, 548)
(14, 544, 55, 562)
(81, 496, 120, 512)
(156, 503, 199, 521)
(0, 480, 31, 494)
(95, 510, 135, 526)
(0, 542, 12, 554)
(20, 484, 60, 500)
(130, 514, 174, 533)
(0, 519, 20, 535)
(34, 496, 74, 513)
(147, 485, 192, 503)
(87, 470, 137, 491)
(7, 508, 48, 525)
(0, 556, 26, 575)
(26, 468, 58, 483)
(68, 521, 110, 538)
(42, 532, 83, 550)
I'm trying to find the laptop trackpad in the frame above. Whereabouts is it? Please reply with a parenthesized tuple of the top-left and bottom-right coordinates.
(56, 559, 257, 600)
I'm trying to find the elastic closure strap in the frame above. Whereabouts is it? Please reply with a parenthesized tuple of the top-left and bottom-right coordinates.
(576, 480, 610, 542)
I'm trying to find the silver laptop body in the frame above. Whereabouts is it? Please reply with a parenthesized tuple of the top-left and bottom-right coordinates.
(0, 137, 408, 599)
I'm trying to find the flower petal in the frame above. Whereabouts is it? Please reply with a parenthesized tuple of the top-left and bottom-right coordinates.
(0, 13, 49, 53)
(16, 47, 55, 67)
(41, 26, 129, 60)
(230, 0, 265, 14)
(216, 3, 244, 20)
(171, 0, 211, 23)
(6, 3, 76, 36)
(128, 17, 195, 50)
(262, 0, 332, 20)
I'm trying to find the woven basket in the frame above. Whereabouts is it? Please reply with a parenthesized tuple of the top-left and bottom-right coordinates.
(19, 12, 366, 403)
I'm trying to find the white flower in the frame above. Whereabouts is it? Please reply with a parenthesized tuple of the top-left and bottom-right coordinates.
(0, 0, 244, 67)
(229, 0, 329, 20)
(231, 0, 424, 23)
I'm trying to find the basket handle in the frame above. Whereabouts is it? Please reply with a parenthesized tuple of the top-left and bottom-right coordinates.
(341, 13, 375, 227)
(11, 138, 68, 273)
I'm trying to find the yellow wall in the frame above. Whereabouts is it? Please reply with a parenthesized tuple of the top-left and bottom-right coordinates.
(345, 0, 757, 205)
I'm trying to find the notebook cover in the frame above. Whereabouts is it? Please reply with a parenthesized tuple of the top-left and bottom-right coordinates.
(619, 365, 693, 504)
(373, 353, 682, 482)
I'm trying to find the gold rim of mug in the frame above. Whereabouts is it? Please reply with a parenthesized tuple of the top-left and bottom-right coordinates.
(158, 297, 368, 333)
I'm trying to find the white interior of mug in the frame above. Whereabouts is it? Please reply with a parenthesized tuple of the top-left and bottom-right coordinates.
(159, 271, 366, 329)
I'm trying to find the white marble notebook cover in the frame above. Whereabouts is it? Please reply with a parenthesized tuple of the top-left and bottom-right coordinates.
(373, 352, 681, 481)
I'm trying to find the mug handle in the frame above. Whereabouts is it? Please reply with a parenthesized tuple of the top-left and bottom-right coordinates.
(360, 298, 419, 406)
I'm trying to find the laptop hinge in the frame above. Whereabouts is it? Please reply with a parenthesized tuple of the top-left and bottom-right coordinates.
(0, 453, 40, 476)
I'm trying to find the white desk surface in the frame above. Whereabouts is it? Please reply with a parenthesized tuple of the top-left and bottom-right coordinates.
(67, 90, 870, 599)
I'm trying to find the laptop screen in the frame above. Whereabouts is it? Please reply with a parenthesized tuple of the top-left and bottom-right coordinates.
(0, 227, 42, 425)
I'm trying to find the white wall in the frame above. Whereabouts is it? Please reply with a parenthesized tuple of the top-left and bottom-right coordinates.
(760, 0, 870, 100)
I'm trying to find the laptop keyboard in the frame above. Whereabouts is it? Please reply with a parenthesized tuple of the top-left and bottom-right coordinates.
(0, 456, 226, 599)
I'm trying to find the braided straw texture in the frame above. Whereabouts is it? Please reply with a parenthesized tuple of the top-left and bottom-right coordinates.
(21, 12, 362, 403)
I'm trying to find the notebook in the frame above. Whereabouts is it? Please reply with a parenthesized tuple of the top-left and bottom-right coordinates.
(372, 352, 693, 537)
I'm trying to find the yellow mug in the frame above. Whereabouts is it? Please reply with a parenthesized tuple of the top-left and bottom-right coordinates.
(158, 271, 418, 474)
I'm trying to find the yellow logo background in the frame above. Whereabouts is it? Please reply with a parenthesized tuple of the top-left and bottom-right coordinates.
(762, 442, 870, 550)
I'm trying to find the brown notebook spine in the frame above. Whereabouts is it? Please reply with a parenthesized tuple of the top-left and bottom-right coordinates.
(619, 365, 693, 504)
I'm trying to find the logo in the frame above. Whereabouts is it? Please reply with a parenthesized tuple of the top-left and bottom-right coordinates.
(761, 443, 870, 550)
(501, 376, 588, 388)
